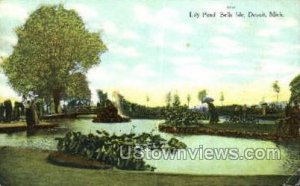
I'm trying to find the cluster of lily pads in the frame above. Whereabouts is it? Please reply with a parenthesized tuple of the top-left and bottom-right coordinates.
(55, 130, 187, 171)
(164, 106, 204, 126)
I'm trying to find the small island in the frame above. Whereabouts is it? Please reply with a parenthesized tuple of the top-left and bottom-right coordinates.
(92, 90, 130, 123)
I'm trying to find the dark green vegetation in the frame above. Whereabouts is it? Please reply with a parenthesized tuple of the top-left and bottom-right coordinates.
(118, 93, 165, 119)
(93, 102, 130, 123)
(0, 100, 23, 123)
(48, 151, 112, 169)
(54, 131, 187, 171)
(216, 104, 284, 117)
(163, 106, 204, 126)
(159, 123, 299, 141)
(121, 91, 205, 124)
(93, 90, 130, 122)
(290, 74, 300, 102)
(1, 5, 106, 113)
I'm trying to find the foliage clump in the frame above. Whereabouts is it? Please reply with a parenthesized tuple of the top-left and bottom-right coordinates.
(93, 90, 130, 123)
(164, 106, 204, 126)
(55, 131, 187, 171)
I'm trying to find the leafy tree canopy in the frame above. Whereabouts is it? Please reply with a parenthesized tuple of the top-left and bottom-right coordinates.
(290, 74, 300, 102)
(1, 4, 107, 112)
(197, 89, 207, 102)
(64, 72, 91, 101)
(172, 93, 181, 107)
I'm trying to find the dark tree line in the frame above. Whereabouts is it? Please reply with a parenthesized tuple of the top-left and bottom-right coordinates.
(0, 100, 24, 123)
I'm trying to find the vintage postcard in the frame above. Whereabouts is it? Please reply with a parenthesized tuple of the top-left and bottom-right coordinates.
(0, 0, 300, 185)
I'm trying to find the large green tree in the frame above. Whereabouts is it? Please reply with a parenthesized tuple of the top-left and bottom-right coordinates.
(1, 5, 107, 113)
(290, 74, 300, 102)
(64, 72, 91, 102)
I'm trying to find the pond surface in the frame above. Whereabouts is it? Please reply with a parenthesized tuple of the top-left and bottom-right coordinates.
(0, 118, 299, 175)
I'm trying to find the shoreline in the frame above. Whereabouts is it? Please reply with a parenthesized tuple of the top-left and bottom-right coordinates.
(0, 146, 298, 185)
(158, 124, 299, 141)
(0, 122, 57, 133)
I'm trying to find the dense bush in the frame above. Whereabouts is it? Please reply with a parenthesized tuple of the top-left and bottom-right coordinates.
(0, 100, 24, 122)
(163, 106, 204, 126)
(55, 130, 187, 171)
(120, 98, 165, 119)
(216, 104, 284, 116)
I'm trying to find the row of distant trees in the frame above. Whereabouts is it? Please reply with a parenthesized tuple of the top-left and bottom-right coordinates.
(165, 89, 208, 108)
(160, 80, 283, 108)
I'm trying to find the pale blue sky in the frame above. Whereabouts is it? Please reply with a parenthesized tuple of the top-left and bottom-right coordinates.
(0, 0, 300, 106)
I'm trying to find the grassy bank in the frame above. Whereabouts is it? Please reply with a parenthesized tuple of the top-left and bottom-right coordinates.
(0, 146, 293, 186)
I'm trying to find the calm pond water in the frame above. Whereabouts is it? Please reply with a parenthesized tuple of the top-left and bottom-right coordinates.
(0, 118, 299, 175)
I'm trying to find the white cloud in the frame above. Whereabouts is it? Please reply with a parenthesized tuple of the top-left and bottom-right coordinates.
(134, 4, 194, 35)
(0, 2, 28, 21)
(173, 23, 194, 34)
(102, 21, 118, 35)
(215, 59, 240, 66)
(257, 18, 298, 37)
(109, 44, 140, 58)
(134, 5, 153, 24)
(69, 4, 98, 21)
(264, 43, 290, 57)
(121, 30, 140, 40)
(88, 63, 158, 92)
(131, 64, 157, 78)
(135, 5, 177, 27)
(0, 35, 17, 46)
(151, 32, 166, 47)
(169, 56, 202, 65)
(211, 37, 238, 47)
(210, 36, 246, 55)
(174, 63, 220, 86)
(259, 60, 298, 75)
(201, 2, 227, 12)
(266, 18, 298, 28)
(171, 42, 192, 52)
(0, 84, 19, 99)
(292, 44, 300, 51)
(87, 66, 111, 84)
(214, 25, 235, 34)
(228, 18, 247, 28)
(257, 29, 279, 37)
(111, 63, 127, 71)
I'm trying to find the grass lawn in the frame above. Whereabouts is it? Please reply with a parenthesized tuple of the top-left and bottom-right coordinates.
(0, 146, 294, 186)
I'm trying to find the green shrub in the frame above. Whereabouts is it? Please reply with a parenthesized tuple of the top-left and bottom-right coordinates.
(55, 130, 187, 171)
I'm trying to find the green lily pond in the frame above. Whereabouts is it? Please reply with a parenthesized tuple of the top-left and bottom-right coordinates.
(0, 118, 299, 175)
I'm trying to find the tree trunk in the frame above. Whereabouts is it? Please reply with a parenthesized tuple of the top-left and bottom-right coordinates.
(31, 103, 40, 125)
(53, 89, 61, 114)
